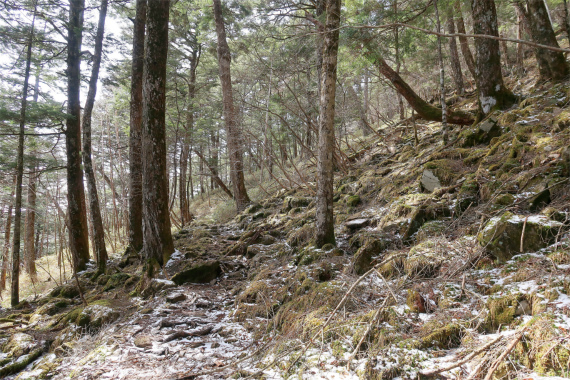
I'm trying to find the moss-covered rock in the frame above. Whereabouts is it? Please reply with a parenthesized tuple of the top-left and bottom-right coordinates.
(420, 323, 463, 349)
(3, 333, 35, 357)
(346, 195, 361, 207)
(477, 212, 565, 262)
(404, 239, 444, 278)
(282, 196, 312, 212)
(76, 304, 119, 329)
(414, 220, 447, 242)
(460, 113, 502, 147)
(171, 260, 221, 285)
(104, 272, 132, 291)
(51, 284, 80, 299)
(352, 238, 387, 275)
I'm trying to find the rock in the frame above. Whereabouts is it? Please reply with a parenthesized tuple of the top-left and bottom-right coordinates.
(246, 245, 262, 258)
(529, 188, 551, 212)
(420, 169, 442, 192)
(171, 261, 221, 285)
(245, 203, 263, 214)
(282, 196, 312, 212)
(166, 292, 187, 303)
(460, 113, 501, 147)
(52, 285, 79, 299)
(3, 333, 35, 357)
(346, 195, 361, 207)
(77, 304, 119, 329)
(405, 239, 444, 278)
(345, 218, 370, 231)
(477, 212, 564, 262)
(104, 272, 131, 291)
(415, 220, 447, 242)
(352, 238, 387, 275)
(141, 279, 177, 298)
(134, 335, 153, 348)
(259, 234, 277, 245)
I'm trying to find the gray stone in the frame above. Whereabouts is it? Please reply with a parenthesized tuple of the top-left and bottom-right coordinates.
(421, 169, 442, 192)
(345, 218, 370, 231)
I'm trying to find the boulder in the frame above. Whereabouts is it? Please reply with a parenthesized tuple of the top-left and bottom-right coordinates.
(3, 333, 36, 357)
(345, 218, 370, 232)
(171, 261, 221, 285)
(477, 212, 564, 262)
(460, 113, 501, 147)
(77, 304, 119, 329)
(282, 196, 312, 212)
(104, 272, 131, 291)
(352, 238, 388, 275)
(420, 169, 442, 192)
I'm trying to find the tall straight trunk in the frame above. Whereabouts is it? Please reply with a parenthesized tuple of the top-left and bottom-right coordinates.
(66, 0, 90, 272)
(525, 0, 568, 80)
(394, 0, 405, 120)
(447, 8, 465, 95)
(262, 59, 273, 176)
(212, 0, 250, 211)
(454, 1, 477, 80)
(180, 48, 198, 226)
(470, 0, 516, 117)
(515, 5, 525, 73)
(434, 0, 448, 144)
(12, 2, 37, 306)
(82, 0, 108, 271)
(315, 0, 341, 248)
(564, 0, 570, 43)
(24, 167, 37, 282)
(1, 177, 15, 292)
(128, 0, 146, 254)
(142, 0, 174, 274)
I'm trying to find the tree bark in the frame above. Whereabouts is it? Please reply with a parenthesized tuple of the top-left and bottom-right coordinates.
(212, 0, 250, 211)
(447, 7, 465, 95)
(454, 1, 477, 80)
(142, 0, 174, 275)
(12, 2, 37, 306)
(470, 0, 517, 117)
(128, 0, 146, 254)
(564, 0, 570, 44)
(315, 0, 341, 248)
(434, 0, 448, 144)
(24, 168, 38, 282)
(66, 0, 90, 272)
(525, 0, 568, 80)
(82, 0, 108, 272)
(1, 177, 15, 292)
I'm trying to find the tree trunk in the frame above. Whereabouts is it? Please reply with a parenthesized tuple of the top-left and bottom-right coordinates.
(434, 0, 448, 144)
(193, 149, 233, 199)
(470, 0, 516, 117)
(525, 0, 568, 80)
(66, 0, 90, 272)
(315, 0, 341, 248)
(128, 0, 146, 254)
(82, 0, 108, 272)
(564, 0, 570, 43)
(212, 0, 250, 211)
(393, 0, 405, 120)
(12, 3, 37, 306)
(1, 177, 15, 292)
(454, 1, 477, 80)
(142, 0, 174, 275)
(24, 167, 38, 282)
(447, 7, 465, 95)
(362, 39, 474, 125)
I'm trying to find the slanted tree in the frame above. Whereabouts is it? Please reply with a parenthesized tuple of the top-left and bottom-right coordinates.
(82, 0, 108, 272)
(522, 0, 568, 81)
(212, 0, 251, 212)
(66, 0, 90, 271)
(470, 0, 516, 118)
(454, 1, 476, 80)
(128, 0, 146, 254)
(141, 0, 174, 275)
(315, 0, 341, 248)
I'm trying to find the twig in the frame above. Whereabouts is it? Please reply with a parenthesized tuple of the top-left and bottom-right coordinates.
(520, 216, 528, 253)
(483, 328, 526, 380)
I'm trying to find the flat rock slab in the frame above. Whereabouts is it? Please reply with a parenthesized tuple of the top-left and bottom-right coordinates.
(421, 169, 442, 192)
(345, 218, 370, 230)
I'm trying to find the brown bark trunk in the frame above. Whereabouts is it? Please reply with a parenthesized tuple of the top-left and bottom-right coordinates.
(193, 149, 233, 199)
(128, 0, 146, 254)
(66, 0, 90, 272)
(13, 3, 37, 306)
(315, 0, 341, 248)
(212, 0, 250, 211)
(434, 0, 448, 144)
(470, 0, 517, 117)
(454, 1, 477, 80)
(1, 177, 15, 292)
(82, 0, 108, 271)
(447, 8, 465, 95)
(564, 0, 570, 44)
(24, 168, 38, 282)
(142, 0, 174, 274)
(525, 0, 569, 80)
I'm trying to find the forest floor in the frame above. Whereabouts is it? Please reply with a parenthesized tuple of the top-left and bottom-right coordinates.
(2, 71, 570, 379)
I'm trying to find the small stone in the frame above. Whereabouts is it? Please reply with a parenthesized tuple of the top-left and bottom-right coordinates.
(134, 335, 153, 348)
(420, 169, 442, 192)
(345, 218, 370, 231)
(166, 293, 187, 304)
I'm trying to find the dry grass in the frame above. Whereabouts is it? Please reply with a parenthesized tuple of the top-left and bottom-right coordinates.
(1, 253, 72, 308)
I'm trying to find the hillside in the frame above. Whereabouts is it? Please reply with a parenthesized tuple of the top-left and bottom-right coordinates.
(1, 74, 570, 380)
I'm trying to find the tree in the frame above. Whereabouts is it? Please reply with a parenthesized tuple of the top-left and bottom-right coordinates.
(128, 0, 147, 254)
(454, 1, 477, 80)
(82, 0, 108, 272)
(141, 0, 174, 275)
(470, 0, 516, 117)
(66, 0, 90, 271)
(212, 0, 251, 212)
(522, 0, 568, 81)
(315, 0, 341, 248)
(447, 7, 465, 95)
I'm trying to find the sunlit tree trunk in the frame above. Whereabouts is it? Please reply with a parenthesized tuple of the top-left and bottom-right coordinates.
(128, 0, 146, 254)
(1, 177, 15, 292)
(24, 167, 38, 282)
(454, 1, 477, 80)
(66, 0, 90, 272)
(212, 0, 250, 211)
(141, 0, 174, 275)
(447, 7, 465, 95)
(470, 0, 516, 118)
(315, 0, 341, 248)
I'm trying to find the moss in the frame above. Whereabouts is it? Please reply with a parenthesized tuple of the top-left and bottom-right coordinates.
(414, 220, 447, 242)
(404, 239, 444, 278)
(57, 285, 80, 299)
(420, 322, 463, 349)
(0, 347, 44, 378)
(171, 260, 221, 285)
(104, 272, 131, 291)
(352, 238, 387, 274)
(423, 159, 463, 185)
(485, 293, 526, 330)
(346, 195, 361, 207)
